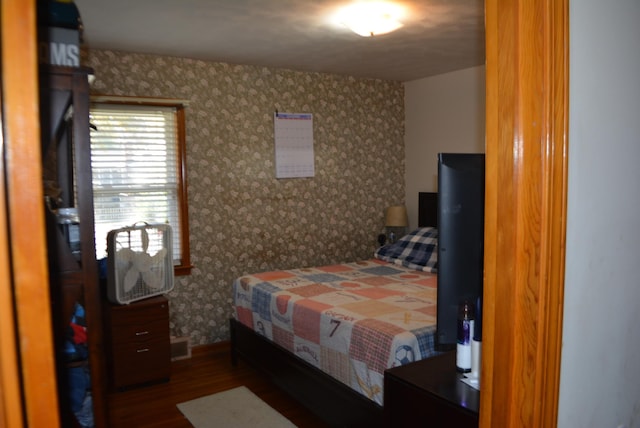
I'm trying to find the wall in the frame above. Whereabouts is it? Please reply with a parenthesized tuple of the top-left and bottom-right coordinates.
(559, 1, 640, 427)
(84, 50, 406, 345)
(403, 66, 485, 229)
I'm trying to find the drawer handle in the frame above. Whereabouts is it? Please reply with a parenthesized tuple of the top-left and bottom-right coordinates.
(136, 348, 150, 353)
(135, 331, 149, 336)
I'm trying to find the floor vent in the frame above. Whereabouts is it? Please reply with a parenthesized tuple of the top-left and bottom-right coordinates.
(170, 336, 191, 361)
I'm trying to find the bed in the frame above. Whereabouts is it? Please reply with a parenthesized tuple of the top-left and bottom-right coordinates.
(230, 193, 438, 427)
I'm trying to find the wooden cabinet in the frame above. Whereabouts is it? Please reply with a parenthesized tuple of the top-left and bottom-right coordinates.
(384, 352, 479, 428)
(40, 65, 108, 427)
(104, 296, 171, 390)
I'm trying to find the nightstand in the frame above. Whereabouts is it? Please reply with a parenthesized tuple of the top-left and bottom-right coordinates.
(104, 296, 171, 390)
(384, 351, 479, 428)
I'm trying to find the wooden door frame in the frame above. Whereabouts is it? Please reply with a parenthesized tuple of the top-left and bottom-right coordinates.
(1, 0, 61, 427)
(481, 1, 569, 427)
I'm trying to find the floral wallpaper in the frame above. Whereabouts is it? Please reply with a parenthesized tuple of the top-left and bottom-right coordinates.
(83, 49, 406, 345)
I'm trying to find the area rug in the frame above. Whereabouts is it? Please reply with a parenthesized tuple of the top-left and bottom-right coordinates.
(177, 386, 297, 428)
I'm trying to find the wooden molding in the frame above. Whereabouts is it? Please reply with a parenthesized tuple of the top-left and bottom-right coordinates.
(1, 0, 62, 426)
(481, 0, 569, 427)
(0, 96, 25, 427)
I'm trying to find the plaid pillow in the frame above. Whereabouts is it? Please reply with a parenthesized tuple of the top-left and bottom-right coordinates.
(374, 227, 438, 273)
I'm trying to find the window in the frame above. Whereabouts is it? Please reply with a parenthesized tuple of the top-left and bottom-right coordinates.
(90, 99, 192, 275)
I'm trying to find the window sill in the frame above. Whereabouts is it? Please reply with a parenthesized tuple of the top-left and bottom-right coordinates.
(174, 264, 193, 276)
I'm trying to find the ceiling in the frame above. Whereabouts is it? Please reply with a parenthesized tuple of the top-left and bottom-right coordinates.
(73, 0, 485, 82)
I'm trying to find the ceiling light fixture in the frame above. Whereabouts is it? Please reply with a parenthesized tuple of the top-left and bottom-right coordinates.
(335, 2, 406, 37)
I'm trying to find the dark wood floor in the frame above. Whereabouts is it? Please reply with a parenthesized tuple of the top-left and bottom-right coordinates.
(107, 341, 329, 428)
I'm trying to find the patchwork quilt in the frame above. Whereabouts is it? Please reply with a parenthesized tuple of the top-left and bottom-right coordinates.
(232, 258, 439, 405)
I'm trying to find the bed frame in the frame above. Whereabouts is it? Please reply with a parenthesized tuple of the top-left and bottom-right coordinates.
(229, 193, 437, 427)
(230, 319, 384, 427)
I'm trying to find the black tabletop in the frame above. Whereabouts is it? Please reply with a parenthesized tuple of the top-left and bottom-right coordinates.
(385, 351, 480, 415)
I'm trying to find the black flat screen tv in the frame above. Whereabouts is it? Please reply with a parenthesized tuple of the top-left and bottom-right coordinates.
(436, 153, 485, 350)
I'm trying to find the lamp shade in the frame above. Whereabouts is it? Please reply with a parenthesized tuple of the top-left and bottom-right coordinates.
(385, 205, 408, 227)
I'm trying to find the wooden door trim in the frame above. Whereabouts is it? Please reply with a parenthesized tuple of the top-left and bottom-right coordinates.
(481, 1, 569, 427)
(0, 103, 25, 427)
(1, 0, 61, 426)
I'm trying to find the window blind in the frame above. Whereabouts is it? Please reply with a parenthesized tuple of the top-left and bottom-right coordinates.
(90, 104, 182, 263)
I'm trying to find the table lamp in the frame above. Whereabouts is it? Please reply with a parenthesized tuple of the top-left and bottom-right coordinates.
(385, 205, 408, 243)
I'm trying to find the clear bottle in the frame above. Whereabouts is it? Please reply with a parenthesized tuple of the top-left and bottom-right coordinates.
(471, 296, 482, 382)
(456, 299, 475, 373)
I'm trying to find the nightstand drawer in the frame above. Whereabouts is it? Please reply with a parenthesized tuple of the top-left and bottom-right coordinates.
(110, 317, 168, 345)
(104, 296, 171, 390)
(110, 339, 170, 388)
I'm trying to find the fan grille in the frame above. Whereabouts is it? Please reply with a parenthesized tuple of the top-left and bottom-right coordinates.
(106, 223, 174, 304)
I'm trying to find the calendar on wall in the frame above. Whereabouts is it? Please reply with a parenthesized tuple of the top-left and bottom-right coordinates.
(274, 112, 315, 178)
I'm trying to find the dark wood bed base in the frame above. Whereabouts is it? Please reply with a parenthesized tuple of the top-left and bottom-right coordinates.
(230, 318, 384, 427)
(418, 191, 438, 228)
(229, 195, 437, 427)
